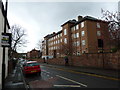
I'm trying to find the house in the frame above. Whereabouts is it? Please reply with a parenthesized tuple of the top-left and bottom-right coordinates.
(27, 49, 41, 58)
(42, 15, 110, 58)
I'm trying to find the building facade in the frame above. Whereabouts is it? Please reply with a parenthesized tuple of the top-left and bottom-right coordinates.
(42, 16, 110, 59)
(0, 1, 10, 89)
(27, 49, 40, 58)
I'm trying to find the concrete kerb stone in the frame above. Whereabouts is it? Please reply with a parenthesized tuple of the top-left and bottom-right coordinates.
(19, 67, 29, 90)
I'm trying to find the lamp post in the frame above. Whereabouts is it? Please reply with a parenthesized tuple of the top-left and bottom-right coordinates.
(2, 0, 8, 89)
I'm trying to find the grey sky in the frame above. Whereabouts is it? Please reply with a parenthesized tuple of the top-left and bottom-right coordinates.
(6, 1, 118, 53)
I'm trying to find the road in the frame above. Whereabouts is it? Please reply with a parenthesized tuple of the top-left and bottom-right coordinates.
(23, 64, 119, 89)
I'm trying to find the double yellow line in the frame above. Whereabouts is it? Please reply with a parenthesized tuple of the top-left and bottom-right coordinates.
(45, 65, 120, 81)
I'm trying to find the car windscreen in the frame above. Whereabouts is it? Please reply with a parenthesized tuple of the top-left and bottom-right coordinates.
(26, 63, 39, 66)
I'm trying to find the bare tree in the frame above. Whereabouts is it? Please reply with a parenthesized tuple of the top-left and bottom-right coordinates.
(9, 24, 27, 59)
(36, 39, 43, 51)
(101, 9, 120, 51)
(35, 39, 43, 58)
(58, 43, 71, 56)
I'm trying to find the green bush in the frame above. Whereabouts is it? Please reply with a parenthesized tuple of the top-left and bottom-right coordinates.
(111, 48, 118, 52)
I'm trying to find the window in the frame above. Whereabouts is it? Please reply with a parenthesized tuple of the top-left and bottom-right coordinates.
(71, 27, 74, 31)
(82, 40, 85, 46)
(61, 39, 62, 42)
(76, 25, 79, 29)
(58, 40, 60, 43)
(61, 33, 62, 37)
(97, 23, 100, 28)
(81, 31, 85, 36)
(76, 33, 79, 38)
(64, 38, 67, 43)
(64, 29, 67, 35)
(73, 42, 76, 46)
(77, 52, 80, 55)
(98, 39, 103, 48)
(81, 22, 84, 28)
(71, 34, 74, 38)
(97, 31, 101, 36)
(74, 34, 76, 38)
(76, 41, 80, 46)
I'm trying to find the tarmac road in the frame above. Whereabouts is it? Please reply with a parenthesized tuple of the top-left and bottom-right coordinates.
(24, 64, 119, 89)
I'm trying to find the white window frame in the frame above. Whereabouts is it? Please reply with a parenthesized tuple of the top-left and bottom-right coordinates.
(76, 25, 79, 30)
(76, 33, 79, 38)
(76, 41, 80, 46)
(60, 33, 62, 37)
(97, 31, 101, 36)
(74, 34, 75, 38)
(64, 29, 67, 35)
(81, 22, 84, 28)
(97, 23, 100, 28)
(64, 38, 67, 44)
(61, 39, 62, 42)
(82, 40, 85, 46)
(71, 27, 74, 31)
(81, 31, 85, 36)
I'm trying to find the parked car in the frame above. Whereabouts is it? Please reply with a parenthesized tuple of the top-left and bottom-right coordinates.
(22, 61, 41, 76)
(18, 59, 28, 68)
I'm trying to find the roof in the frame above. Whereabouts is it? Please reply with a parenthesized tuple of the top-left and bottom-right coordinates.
(61, 19, 77, 27)
(70, 16, 108, 27)
(44, 30, 62, 39)
(76, 16, 107, 24)
(61, 16, 104, 27)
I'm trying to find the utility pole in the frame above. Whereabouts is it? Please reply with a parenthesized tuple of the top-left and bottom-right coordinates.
(2, 0, 8, 89)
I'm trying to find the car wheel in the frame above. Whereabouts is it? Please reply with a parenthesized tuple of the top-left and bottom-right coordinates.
(23, 73, 27, 77)
(38, 72, 41, 76)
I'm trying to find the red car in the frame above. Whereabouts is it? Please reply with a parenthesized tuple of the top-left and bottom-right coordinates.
(22, 61, 41, 76)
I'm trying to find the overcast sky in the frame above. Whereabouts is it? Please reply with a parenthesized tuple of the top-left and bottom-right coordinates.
(2, 0, 119, 53)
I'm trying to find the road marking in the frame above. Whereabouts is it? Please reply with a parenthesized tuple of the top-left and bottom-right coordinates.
(48, 66, 120, 81)
(42, 70, 50, 74)
(43, 70, 50, 74)
(27, 85, 30, 88)
(67, 70, 120, 81)
(47, 75, 50, 77)
(56, 75, 87, 87)
(54, 85, 81, 87)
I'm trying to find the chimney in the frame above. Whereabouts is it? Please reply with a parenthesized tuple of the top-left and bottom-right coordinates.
(78, 16, 83, 21)
(53, 32, 55, 34)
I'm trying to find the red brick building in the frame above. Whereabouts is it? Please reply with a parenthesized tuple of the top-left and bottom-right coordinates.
(27, 49, 40, 58)
(42, 16, 110, 59)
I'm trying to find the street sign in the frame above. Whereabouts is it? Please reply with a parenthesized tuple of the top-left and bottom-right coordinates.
(1, 33, 11, 47)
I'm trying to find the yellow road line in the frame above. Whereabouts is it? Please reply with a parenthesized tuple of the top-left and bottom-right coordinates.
(56, 75, 87, 87)
(45, 65, 120, 81)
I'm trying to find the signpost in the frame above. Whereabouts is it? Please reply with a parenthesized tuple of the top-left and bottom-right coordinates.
(1, 33, 11, 47)
(1, 0, 9, 90)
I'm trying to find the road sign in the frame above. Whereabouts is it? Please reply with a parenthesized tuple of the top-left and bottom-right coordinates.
(1, 33, 11, 47)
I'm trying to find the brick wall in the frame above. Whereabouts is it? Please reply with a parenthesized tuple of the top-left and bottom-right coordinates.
(30, 51, 120, 70)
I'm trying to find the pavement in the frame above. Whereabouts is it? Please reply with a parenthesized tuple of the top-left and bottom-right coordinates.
(4, 62, 120, 90)
(4, 65, 27, 90)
